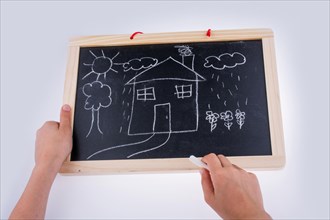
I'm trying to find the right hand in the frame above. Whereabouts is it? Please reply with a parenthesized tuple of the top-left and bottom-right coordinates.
(200, 153, 271, 219)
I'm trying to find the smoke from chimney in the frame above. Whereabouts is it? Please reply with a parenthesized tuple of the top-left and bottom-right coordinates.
(175, 45, 195, 70)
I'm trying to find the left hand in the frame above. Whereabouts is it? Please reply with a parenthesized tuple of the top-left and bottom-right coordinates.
(35, 105, 73, 174)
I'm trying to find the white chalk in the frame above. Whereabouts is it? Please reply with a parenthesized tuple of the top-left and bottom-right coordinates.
(189, 155, 209, 170)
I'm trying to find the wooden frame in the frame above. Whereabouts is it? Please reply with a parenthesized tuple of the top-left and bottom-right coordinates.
(60, 29, 285, 174)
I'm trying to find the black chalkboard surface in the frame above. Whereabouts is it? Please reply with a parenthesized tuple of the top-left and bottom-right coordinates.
(71, 40, 272, 161)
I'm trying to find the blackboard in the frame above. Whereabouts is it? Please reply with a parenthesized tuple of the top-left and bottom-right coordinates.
(61, 29, 285, 173)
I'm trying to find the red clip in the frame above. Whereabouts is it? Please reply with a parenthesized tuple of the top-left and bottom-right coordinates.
(130, 32, 143, 40)
(206, 29, 211, 37)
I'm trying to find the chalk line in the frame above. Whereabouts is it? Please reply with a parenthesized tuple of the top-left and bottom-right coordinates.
(89, 50, 97, 58)
(82, 71, 94, 80)
(87, 133, 156, 160)
(127, 132, 171, 158)
(86, 109, 95, 137)
(111, 52, 120, 60)
(204, 52, 247, 70)
(96, 110, 103, 134)
(228, 89, 233, 96)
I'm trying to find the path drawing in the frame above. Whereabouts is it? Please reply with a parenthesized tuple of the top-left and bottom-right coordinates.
(127, 132, 171, 158)
(87, 134, 155, 159)
(86, 132, 171, 160)
(83, 50, 121, 81)
(79, 45, 252, 160)
(83, 81, 112, 137)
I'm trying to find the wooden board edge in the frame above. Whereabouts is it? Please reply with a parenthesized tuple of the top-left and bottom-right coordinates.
(262, 37, 286, 165)
(60, 28, 286, 175)
(69, 28, 274, 47)
(59, 155, 285, 175)
(62, 46, 80, 162)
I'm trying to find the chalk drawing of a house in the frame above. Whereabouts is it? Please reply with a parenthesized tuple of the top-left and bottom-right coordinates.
(125, 56, 206, 136)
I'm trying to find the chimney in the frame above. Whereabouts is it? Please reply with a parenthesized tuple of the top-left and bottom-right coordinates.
(175, 45, 195, 70)
(182, 55, 195, 71)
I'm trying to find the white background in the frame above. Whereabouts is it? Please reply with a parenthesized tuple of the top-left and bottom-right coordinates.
(1, 1, 329, 219)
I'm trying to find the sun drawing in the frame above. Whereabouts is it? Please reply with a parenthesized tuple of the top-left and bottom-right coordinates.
(83, 50, 120, 80)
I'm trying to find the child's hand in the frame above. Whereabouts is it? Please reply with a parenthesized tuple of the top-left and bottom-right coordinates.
(35, 105, 72, 174)
(200, 154, 271, 220)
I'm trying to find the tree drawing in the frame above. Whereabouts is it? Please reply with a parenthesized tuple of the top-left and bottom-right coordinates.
(205, 111, 220, 132)
(235, 109, 246, 129)
(220, 110, 234, 130)
(83, 81, 112, 137)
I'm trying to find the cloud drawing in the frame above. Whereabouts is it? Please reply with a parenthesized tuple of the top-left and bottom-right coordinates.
(123, 57, 158, 72)
(204, 52, 246, 70)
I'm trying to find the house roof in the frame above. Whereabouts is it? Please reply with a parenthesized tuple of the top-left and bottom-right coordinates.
(125, 57, 206, 85)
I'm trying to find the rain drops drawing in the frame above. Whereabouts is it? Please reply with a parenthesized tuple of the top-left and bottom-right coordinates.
(83, 50, 121, 81)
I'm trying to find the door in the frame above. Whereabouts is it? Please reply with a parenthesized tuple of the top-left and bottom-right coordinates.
(153, 103, 171, 133)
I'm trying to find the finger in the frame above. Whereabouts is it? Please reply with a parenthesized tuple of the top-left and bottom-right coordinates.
(218, 154, 232, 167)
(233, 164, 244, 171)
(42, 121, 60, 128)
(37, 121, 59, 134)
(200, 169, 215, 204)
(60, 104, 72, 132)
(202, 153, 223, 172)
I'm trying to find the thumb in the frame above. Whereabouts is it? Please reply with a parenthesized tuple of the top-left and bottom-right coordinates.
(60, 104, 72, 132)
(200, 169, 215, 205)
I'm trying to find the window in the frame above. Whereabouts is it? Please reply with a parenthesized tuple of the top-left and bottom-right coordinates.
(175, 84, 192, 99)
(137, 87, 155, 101)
